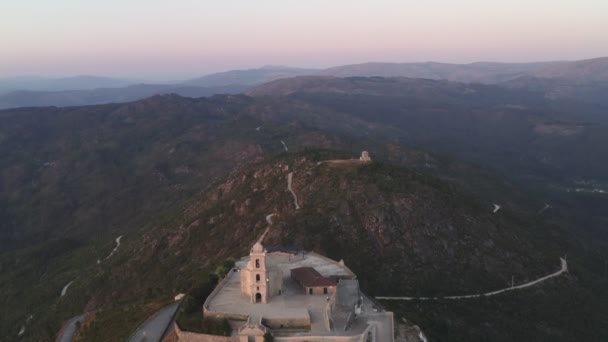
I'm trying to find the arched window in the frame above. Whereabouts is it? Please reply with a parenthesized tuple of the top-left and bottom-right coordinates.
(255, 259, 260, 268)
(256, 274, 260, 282)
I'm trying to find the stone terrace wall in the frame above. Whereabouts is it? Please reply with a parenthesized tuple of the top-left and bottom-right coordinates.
(164, 323, 239, 342)
(262, 316, 311, 330)
(274, 324, 372, 342)
(203, 269, 249, 321)
(307, 252, 356, 277)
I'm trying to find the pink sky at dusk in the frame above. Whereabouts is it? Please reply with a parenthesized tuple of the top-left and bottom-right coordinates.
(1, 0, 607, 80)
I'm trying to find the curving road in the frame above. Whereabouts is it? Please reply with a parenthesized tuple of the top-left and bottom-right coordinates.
(266, 213, 276, 225)
(287, 172, 300, 210)
(57, 314, 85, 342)
(60, 280, 74, 297)
(128, 302, 180, 342)
(377, 258, 567, 301)
(280, 140, 288, 152)
(493, 204, 501, 213)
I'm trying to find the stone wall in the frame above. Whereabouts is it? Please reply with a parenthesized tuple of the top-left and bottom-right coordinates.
(164, 323, 239, 342)
(325, 293, 337, 331)
(307, 252, 356, 277)
(273, 324, 372, 342)
(204, 269, 237, 311)
(304, 285, 336, 295)
(203, 269, 249, 321)
(274, 337, 366, 342)
(262, 316, 311, 330)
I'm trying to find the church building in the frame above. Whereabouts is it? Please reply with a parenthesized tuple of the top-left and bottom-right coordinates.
(240, 242, 283, 303)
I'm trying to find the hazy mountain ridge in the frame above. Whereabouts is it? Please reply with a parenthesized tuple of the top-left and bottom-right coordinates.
(182, 65, 319, 87)
(319, 61, 563, 83)
(320, 57, 608, 83)
(2, 57, 607, 109)
(527, 56, 608, 81)
(0, 84, 247, 109)
(0, 75, 139, 95)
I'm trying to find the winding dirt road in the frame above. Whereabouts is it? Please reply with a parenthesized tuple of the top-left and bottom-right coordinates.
(287, 172, 300, 210)
(266, 213, 276, 225)
(254, 213, 277, 245)
(377, 257, 567, 301)
(60, 280, 74, 297)
(105, 235, 123, 260)
(57, 314, 85, 342)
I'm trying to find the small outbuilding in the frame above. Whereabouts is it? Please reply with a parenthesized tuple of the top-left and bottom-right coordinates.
(291, 267, 337, 295)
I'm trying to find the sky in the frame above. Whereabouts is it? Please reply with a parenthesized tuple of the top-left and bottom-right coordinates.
(1, 0, 607, 80)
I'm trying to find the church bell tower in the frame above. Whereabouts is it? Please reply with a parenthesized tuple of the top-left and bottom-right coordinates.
(241, 242, 269, 303)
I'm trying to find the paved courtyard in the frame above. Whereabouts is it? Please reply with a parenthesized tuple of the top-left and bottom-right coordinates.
(206, 251, 393, 338)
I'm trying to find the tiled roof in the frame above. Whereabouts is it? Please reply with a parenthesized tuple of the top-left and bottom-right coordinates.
(266, 245, 304, 254)
(291, 267, 337, 287)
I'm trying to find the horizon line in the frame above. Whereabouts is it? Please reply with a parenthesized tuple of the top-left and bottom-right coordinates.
(2, 55, 606, 82)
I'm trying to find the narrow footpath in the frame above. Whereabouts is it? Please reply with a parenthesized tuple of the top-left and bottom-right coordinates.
(256, 213, 276, 245)
(105, 235, 123, 260)
(287, 172, 300, 210)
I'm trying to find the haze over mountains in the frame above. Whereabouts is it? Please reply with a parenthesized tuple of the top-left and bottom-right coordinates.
(0, 75, 139, 94)
(2, 55, 608, 341)
(2, 74, 608, 340)
(1, 57, 607, 109)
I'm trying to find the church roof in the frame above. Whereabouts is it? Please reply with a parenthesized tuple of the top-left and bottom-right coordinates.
(291, 267, 337, 287)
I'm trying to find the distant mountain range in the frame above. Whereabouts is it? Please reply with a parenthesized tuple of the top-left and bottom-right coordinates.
(0, 75, 139, 94)
(319, 61, 561, 83)
(0, 84, 246, 108)
(181, 65, 318, 87)
(1, 57, 607, 109)
(320, 57, 608, 83)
